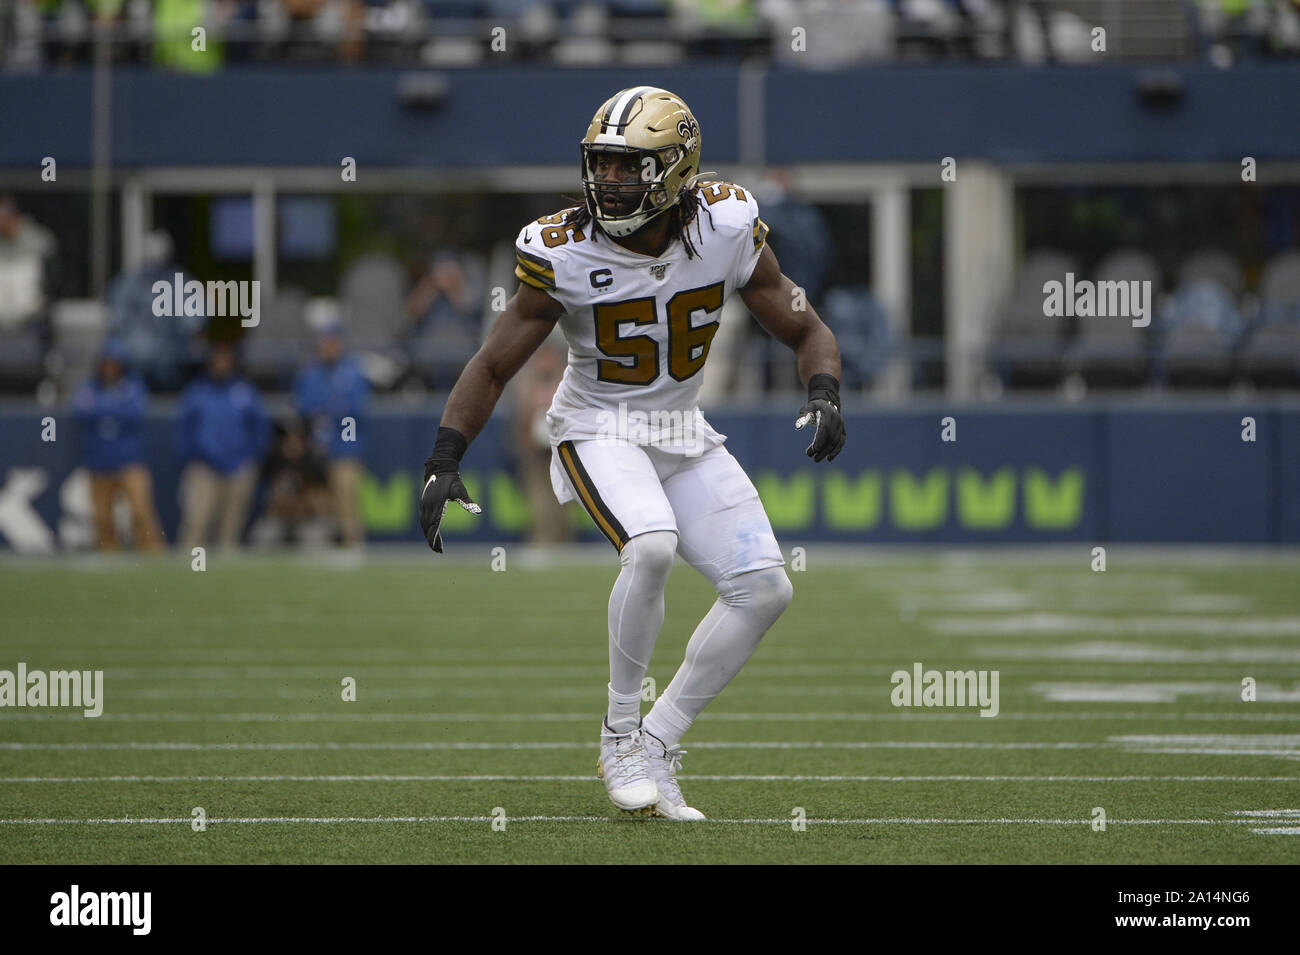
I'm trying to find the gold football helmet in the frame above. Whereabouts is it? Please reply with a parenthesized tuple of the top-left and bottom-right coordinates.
(580, 87, 703, 237)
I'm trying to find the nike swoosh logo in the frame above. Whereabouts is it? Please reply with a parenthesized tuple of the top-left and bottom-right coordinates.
(523, 234, 531, 244)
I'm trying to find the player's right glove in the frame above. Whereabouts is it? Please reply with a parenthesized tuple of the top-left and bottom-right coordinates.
(419, 427, 482, 554)
(794, 373, 846, 463)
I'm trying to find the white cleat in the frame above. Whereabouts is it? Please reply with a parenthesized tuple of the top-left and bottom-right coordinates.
(597, 720, 659, 814)
(642, 730, 706, 821)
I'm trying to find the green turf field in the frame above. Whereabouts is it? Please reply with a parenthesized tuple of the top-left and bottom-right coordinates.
(1, 548, 1297, 864)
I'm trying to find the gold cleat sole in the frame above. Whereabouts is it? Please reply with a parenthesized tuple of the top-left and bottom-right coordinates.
(620, 805, 658, 818)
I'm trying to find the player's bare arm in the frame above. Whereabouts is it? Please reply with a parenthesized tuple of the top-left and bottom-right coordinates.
(418, 282, 563, 552)
(740, 243, 848, 462)
(739, 243, 841, 384)
(440, 282, 564, 444)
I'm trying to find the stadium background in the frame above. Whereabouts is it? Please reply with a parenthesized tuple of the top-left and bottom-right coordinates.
(3, 2, 1300, 550)
(1, 1, 1299, 868)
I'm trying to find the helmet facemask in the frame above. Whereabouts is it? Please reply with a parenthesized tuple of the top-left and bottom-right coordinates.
(581, 142, 691, 238)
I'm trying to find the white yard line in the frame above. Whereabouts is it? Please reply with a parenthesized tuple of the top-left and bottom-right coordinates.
(79, 683, 1300, 700)
(1031, 682, 1300, 703)
(929, 615, 1300, 637)
(0, 740, 1105, 751)
(0, 816, 1277, 826)
(4, 735, 1296, 755)
(975, 643, 1300, 663)
(4, 710, 1300, 722)
(1, 774, 1296, 784)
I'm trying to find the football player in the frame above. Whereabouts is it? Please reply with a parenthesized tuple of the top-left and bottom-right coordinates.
(420, 87, 845, 820)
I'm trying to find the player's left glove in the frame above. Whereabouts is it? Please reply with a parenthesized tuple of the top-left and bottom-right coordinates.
(794, 373, 846, 463)
(419, 427, 482, 554)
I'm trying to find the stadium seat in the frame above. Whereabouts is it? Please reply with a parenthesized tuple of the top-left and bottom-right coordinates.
(484, 0, 547, 15)
(339, 253, 412, 388)
(606, 0, 667, 16)
(1178, 248, 1245, 298)
(1064, 249, 1161, 388)
(820, 285, 896, 390)
(1010, 2, 1049, 64)
(0, 323, 46, 392)
(421, 0, 487, 47)
(552, 35, 616, 64)
(409, 319, 479, 390)
(1237, 321, 1300, 387)
(242, 285, 311, 390)
(1256, 248, 1300, 326)
(1237, 249, 1300, 387)
(1156, 250, 1246, 388)
(551, 2, 615, 63)
(770, 0, 895, 66)
(1157, 278, 1243, 387)
(986, 249, 1078, 390)
(621, 39, 684, 63)
(420, 36, 487, 63)
(50, 299, 110, 397)
(1046, 10, 1093, 63)
(424, 0, 487, 17)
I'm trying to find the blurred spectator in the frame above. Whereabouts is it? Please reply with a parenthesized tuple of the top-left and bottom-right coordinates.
(33, 0, 94, 66)
(175, 341, 271, 549)
(1194, 0, 1292, 63)
(279, 0, 364, 62)
(511, 338, 573, 545)
(673, 0, 759, 58)
(0, 193, 56, 390)
(294, 322, 369, 545)
(14, 0, 1300, 68)
(673, 0, 755, 27)
(72, 340, 166, 551)
(154, 0, 224, 72)
(407, 249, 481, 334)
(106, 230, 206, 391)
(0, 193, 57, 333)
(760, 0, 894, 67)
(3, 2, 42, 71)
(406, 249, 484, 387)
(249, 416, 334, 547)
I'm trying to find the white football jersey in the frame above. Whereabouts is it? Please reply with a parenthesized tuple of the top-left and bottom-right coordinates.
(514, 181, 769, 455)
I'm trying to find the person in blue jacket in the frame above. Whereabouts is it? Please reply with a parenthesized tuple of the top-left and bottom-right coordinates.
(72, 340, 165, 551)
(175, 341, 270, 550)
(294, 322, 369, 545)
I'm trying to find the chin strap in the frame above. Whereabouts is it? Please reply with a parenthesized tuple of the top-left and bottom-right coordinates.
(684, 170, 720, 191)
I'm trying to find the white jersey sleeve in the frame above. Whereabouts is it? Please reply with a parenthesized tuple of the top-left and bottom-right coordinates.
(728, 185, 770, 289)
(513, 217, 563, 297)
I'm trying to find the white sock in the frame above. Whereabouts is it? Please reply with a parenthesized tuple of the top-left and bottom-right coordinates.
(644, 566, 793, 747)
(605, 530, 677, 733)
(605, 684, 642, 734)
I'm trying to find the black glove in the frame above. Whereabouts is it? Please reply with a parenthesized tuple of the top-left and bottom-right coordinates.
(419, 427, 482, 553)
(794, 373, 846, 463)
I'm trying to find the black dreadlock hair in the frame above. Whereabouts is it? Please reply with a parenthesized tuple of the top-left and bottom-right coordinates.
(560, 184, 717, 260)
